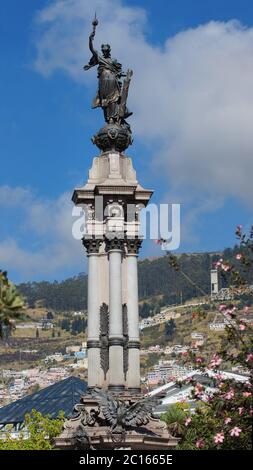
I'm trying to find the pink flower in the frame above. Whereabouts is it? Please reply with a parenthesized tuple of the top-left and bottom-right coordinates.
(243, 392, 251, 398)
(196, 357, 203, 363)
(214, 373, 223, 380)
(246, 354, 253, 362)
(214, 432, 224, 444)
(230, 427, 241, 437)
(196, 439, 205, 448)
(244, 306, 251, 313)
(194, 383, 203, 395)
(221, 263, 230, 272)
(224, 417, 232, 425)
(185, 417, 192, 426)
(181, 351, 188, 357)
(219, 304, 227, 312)
(239, 323, 246, 331)
(210, 354, 222, 368)
(238, 407, 244, 415)
(236, 253, 242, 260)
(224, 390, 234, 400)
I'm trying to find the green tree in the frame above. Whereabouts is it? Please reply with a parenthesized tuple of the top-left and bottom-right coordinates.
(0, 270, 25, 339)
(0, 409, 64, 450)
(61, 318, 70, 331)
(165, 318, 176, 339)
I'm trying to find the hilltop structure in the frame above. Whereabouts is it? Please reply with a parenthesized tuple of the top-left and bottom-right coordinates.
(55, 17, 177, 450)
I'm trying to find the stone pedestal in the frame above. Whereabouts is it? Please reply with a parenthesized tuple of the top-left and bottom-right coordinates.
(54, 393, 179, 450)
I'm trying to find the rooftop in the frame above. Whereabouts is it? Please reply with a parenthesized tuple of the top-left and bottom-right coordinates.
(0, 376, 87, 425)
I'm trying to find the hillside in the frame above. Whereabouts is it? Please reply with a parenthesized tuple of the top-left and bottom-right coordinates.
(17, 251, 224, 311)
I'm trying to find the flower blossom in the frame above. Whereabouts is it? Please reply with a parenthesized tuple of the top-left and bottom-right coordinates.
(243, 392, 251, 398)
(224, 390, 234, 400)
(236, 253, 242, 260)
(185, 417, 191, 426)
(196, 439, 205, 448)
(239, 323, 246, 331)
(246, 354, 253, 362)
(221, 263, 230, 272)
(224, 417, 232, 425)
(194, 383, 203, 395)
(214, 432, 224, 444)
(230, 427, 241, 437)
(238, 407, 244, 415)
(196, 357, 203, 363)
(210, 354, 222, 368)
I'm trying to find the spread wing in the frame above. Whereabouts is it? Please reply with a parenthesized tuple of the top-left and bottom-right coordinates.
(122, 396, 160, 427)
(91, 388, 118, 427)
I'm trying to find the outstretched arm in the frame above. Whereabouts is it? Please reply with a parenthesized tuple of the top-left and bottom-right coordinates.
(83, 32, 98, 70)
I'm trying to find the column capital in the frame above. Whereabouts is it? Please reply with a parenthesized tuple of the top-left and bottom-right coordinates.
(125, 238, 143, 255)
(105, 236, 124, 252)
(82, 237, 102, 254)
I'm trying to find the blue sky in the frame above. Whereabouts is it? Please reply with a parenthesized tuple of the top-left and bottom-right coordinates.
(0, 0, 253, 283)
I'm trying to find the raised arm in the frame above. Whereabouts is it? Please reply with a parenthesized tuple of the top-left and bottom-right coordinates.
(83, 31, 98, 71)
(89, 31, 96, 55)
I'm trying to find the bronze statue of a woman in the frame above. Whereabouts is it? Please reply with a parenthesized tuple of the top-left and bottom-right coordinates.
(84, 16, 132, 126)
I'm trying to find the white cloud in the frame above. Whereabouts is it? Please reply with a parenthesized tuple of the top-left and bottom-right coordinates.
(33, 0, 253, 208)
(0, 186, 84, 281)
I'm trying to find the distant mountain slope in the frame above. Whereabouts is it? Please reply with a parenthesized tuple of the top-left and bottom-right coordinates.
(18, 251, 226, 311)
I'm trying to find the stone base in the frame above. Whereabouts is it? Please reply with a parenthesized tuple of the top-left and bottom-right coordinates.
(54, 393, 179, 451)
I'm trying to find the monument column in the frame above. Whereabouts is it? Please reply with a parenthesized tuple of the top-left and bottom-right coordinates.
(83, 237, 102, 389)
(126, 239, 142, 393)
(106, 237, 125, 392)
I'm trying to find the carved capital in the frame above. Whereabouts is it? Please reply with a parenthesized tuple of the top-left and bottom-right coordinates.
(126, 238, 142, 255)
(105, 237, 124, 252)
(82, 237, 102, 254)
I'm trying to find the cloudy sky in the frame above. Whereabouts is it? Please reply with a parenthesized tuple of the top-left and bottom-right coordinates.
(0, 0, 253, 283)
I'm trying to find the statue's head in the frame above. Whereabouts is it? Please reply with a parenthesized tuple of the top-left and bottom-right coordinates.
(101, 44, 111, 58)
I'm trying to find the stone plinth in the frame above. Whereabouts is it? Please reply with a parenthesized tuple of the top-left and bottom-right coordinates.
(54, 393, 179, 450)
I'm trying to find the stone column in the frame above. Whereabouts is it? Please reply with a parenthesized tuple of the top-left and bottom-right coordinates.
(83, 237, 102, 389)
(106, 238, 125, 392)
(126, 239, 142, 393)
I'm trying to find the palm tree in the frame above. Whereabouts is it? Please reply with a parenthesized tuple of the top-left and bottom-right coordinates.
(161, 404, 188, 437)
(0, 270, 25, 339)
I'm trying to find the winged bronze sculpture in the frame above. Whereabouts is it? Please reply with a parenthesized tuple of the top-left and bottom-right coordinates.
(91, 388, 159, 431)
